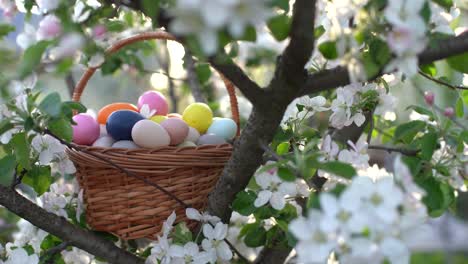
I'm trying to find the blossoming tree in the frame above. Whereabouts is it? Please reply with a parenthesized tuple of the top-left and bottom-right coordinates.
(0, 0, 467, 263)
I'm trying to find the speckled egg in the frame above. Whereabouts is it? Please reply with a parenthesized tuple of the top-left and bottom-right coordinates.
(106, 110, 144, 141)
(72, 114, 100, 145)
(97, 103, 138, 124)
(92, 136, 115, 148)
(185, 127, 200, 143)
(182, 103, 213, 133)
(160, 118, 189, 145)
(150, 115, 168, 124)
(112, 140, 139, 149)
(207, 118, 237, 140)
(137, 91, 169, 116)
(197, 134, 226, 145)
(132, 120, 170, 148)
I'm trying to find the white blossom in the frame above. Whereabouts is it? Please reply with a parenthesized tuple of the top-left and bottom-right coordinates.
(253, 165, 297, 210)
(31, 134, 66, 165)
(40, 192, 69, 218)
(139, 104, 157, 119)
(37, 15, 62, 40)
(50, 33, 85, 60)
(4, 248, 39, 264)
(170, 242, 213, 264)
(16, 23, 37, 50)
(338, 138, 369, 170)
(201, 222, 232, 262)
(62, 247, 93, 264)
(36, 0, 59, 12)
(186, 208, 221, 225)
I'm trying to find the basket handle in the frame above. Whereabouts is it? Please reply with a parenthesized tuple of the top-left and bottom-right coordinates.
(72, 31, 240, 135)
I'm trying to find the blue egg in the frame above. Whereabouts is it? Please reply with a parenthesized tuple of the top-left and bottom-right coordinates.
(106, 110, 144, 141)
(206, 118, 237, 140)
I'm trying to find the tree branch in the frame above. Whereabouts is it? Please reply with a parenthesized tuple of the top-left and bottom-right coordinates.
(0, 185, 144, 264)
(368, 145, 420, 156)
(184, 51, 207, 103)
(418, 70, 468, 90)
(298, 31, 468, 96)
(209, 56, 265, 104)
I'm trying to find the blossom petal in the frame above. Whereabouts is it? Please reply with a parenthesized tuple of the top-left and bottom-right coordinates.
(254, 190, 272, 208)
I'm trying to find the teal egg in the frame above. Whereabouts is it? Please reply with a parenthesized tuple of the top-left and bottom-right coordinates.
(206, 118, 237, 140)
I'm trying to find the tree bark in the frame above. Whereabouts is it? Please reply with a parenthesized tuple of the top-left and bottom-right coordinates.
(0, 185, 144, 264)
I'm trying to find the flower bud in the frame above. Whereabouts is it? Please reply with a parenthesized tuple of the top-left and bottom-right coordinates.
(37, 15, 62, 40)
(92, 25, 107, 40)
(443, 107, 454, 117)
(424, 92, 434, 106)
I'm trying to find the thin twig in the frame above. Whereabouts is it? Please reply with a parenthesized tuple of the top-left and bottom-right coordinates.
(44, 130, 191, 208)
(41, 242, 70, 264)
(10, 165, 26, 190)
(419, 70, 468, 90)
(368, 145, 419, 156)
(65, 74, 76, 98)
(184, 50, 207, 103)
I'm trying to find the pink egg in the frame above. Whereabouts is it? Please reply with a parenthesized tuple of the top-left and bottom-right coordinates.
(137, 91, 169, 116)
(72, 114, 100, 145)
(161, 118, 189, 146)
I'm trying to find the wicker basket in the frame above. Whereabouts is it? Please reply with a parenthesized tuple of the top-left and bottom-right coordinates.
(66, 31, 239, 240)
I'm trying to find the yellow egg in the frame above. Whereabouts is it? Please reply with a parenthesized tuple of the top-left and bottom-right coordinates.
(150, 115, 168, 124)
(182, 103, 213, 133)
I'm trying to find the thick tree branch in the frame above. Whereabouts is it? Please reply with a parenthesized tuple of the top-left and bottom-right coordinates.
(209, 57, 265, 104)
(0, 185, 144, 264)
(298, 31, 468, 96)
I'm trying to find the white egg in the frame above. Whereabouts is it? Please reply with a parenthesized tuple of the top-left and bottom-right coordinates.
(112, 140, 139, 149)
(92, 136, 115, 147)
(177, 141, 197, 147)
(131, 120, 170, 148)
(185, 127, 201, 143)
(100, 124, 108, 136)
(206, 118, 237, 140)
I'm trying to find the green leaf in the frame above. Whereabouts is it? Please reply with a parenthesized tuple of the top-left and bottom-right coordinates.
(319, 161, 356, 178)
(420, 63, 437, 76)
(18, 41, 50, 79)
(239, 25, 257, 42)
(417, 177, 455, 217)
(419, 132, 438, 161)
(244, 226, 267, 247)
(368, 38, 391, 66)
(0, 119, 14, 136)
(405, 105, 434, 120)
(48, 118, 73, 142)
(254, 206, 275, 220)
(394, 121, 426, 144)
(0, 24, 15, 39)
(171, 223, 193, 245)
(39, 92, 62, 117)
(41, 234, 62, 251)
(23, 166, 52, 195)
(105, 21, 126, 32)
(0, 154, 16, 186)
(276, 142, 290, 155)
(432, 0, 453, 10)
(195, 63, 212, 84)
(271, 0, 289, 12)
(232, 191, 257, 216)
(447, 52, 468, 73)
(278, 167, 296, 182)
(11, 132, 31, 170)
(267, 14, 291, 41)
(420, 1, 432, 23)
(318, 41, 338, 60)
(314, 25, 326, 39)
(141, 0, 160, 25)
(455, 97, 464, 118)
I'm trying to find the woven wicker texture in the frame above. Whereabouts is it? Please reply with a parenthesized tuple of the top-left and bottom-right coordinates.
(67, 31, 238, 240)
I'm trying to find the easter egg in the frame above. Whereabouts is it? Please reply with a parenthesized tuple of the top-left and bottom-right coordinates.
(112, 140, 139, 149)
(97, 103, 138, 124)
(106, 110, 144, 141)
(92, 136, 115, 148)
(207, 118, 237, 140)
(168, 113, 182, 119)
(197, 134, 226, 145)
(137, 91, 169, 116)
(178, 141, 197, 147)
(160, 118, 189, 145)
(185, 127, 200, 143)
(72, 114, 100, 145)
(150, 115, 168, 124)
(132, 120, 170, 148)
(182, 103, 213, 133)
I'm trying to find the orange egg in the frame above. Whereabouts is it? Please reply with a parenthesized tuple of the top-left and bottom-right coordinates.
(168, 113, 182, 119)
(97, 103, 139, 124)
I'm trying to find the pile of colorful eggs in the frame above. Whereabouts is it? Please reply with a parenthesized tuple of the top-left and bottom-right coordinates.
(71, 91, 238, 149)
